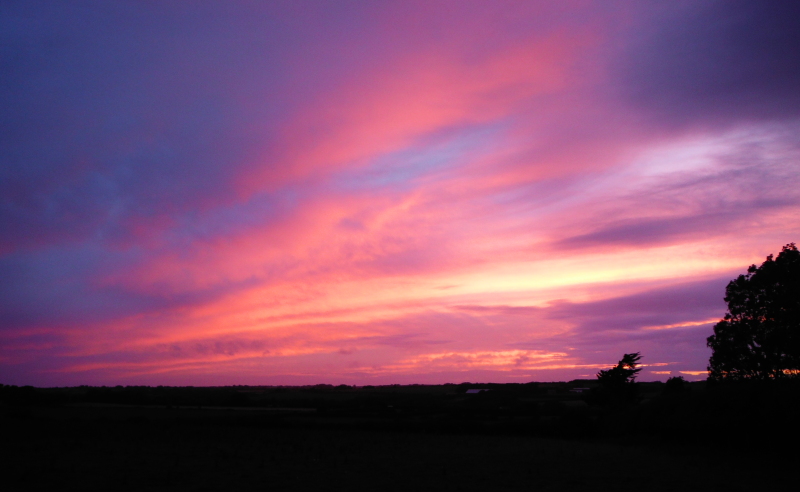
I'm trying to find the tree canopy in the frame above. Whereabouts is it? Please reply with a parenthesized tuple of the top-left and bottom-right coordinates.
(597, 352, 642, 387)
(593, 352, 642, 406)
(707, 243, 800, 380)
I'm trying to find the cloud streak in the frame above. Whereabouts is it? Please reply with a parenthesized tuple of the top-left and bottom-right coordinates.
(1, 2, 798, 385)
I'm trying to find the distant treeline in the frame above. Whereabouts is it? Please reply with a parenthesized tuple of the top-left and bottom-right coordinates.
(0, 381, 589, 412)
(3, 379, 799, 445)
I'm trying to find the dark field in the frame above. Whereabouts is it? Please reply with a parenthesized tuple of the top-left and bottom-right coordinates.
(2, 382, 797, 491)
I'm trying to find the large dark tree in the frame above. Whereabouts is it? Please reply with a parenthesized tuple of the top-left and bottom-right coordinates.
(707, 243, 800, 380)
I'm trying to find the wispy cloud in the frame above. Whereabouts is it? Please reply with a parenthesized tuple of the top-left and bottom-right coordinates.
(1, 2, 797, 385)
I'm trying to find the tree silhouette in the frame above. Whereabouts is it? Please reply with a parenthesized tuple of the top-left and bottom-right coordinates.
(597, 352, 642, 387)
(707, 243, 800, 380)
(593, 353, 641, 406)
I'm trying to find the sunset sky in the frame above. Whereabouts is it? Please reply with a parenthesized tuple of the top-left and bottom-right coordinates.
(2, 1, 799, 386)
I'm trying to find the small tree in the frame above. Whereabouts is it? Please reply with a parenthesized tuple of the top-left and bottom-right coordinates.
(707, 243, 800, 380)
(594, 353, 642, 405)
(597, 352, 642, 387)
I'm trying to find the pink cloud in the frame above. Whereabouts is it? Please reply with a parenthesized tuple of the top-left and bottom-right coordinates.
(2, 2, 798, 385)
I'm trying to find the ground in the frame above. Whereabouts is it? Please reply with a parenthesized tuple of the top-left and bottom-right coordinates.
(1, 402, 789, 491)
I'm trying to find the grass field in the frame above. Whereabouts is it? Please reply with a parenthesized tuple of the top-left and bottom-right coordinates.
(2, 401, 791, 492)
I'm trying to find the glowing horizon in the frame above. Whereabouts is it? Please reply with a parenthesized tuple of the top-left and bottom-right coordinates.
(2, 1, 799, 386)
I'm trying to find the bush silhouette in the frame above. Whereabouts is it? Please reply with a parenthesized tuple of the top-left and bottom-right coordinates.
(707, 243, 800, 380)
(662, 376, 688, 396)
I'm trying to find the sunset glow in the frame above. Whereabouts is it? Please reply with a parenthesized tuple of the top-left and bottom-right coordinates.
(2, 1, 799, 385)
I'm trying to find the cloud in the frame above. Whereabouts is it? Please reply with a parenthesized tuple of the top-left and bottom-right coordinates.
(551, 126, 800, 251)
(1, 3, 797, 385)
(617, 0, 800, 127)
(544, 277, 727, 332)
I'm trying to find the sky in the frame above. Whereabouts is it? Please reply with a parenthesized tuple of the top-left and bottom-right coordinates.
(2, 1, 799, 386)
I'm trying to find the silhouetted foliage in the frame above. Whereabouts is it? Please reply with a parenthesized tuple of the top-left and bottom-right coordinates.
(707, 243, 800, 380)
(593, 353, 641, 406)
(597, 353, 642, 387)
(662, 376, 688, 396)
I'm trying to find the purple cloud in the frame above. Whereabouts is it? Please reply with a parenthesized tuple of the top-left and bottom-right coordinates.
(617, 0, 800, 127)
